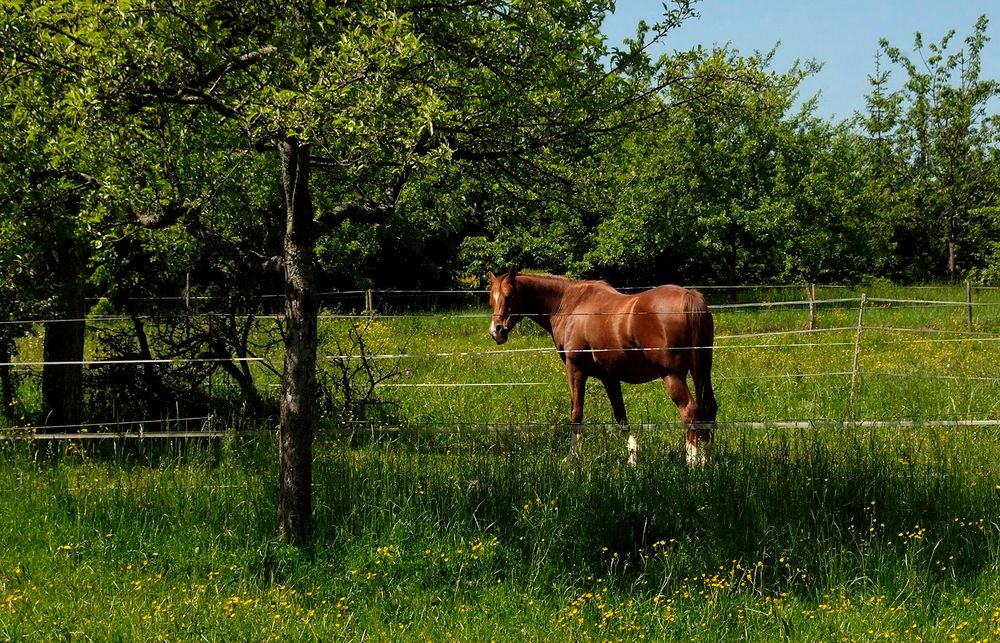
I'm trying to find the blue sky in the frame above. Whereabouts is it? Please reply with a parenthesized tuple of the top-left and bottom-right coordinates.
(602, 0, 999, 122)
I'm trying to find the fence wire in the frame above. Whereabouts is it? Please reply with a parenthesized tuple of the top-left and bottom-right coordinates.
(3, 293, 1000, 327)
(3, 291, 999, 438)
(6, 329, 1000, 368)
(7, 417, 1000, 441)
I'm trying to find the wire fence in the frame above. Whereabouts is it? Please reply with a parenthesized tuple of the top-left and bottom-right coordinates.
(8, 417, 1000, 443)
(3, 286, 1000, 439)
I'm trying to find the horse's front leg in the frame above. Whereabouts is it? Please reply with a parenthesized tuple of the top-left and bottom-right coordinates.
(664, 374, 709, 466)
(563, 365, 587, 463)
(602, 378, 637, 466)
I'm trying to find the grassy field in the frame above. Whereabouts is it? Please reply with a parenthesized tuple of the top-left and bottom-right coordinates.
(3, 284, 1000, 641)
(347, 283, 1000, 432)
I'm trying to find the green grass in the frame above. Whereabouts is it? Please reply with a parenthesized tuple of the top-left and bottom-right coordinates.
(3, 284, 1000, 641)
(4, 429, 1000, 641)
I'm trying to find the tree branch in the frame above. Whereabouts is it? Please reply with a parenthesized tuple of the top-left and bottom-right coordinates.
(136, 45, 276, 117)
(321, 165, 411, 231)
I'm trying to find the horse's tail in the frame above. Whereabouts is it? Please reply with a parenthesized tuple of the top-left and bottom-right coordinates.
(685, 290, 717, 424)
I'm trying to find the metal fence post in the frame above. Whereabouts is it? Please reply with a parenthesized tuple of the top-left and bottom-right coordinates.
(850, 293, 867, 418)
(967, 281, 974, 331)
(807, 282, 817, 331)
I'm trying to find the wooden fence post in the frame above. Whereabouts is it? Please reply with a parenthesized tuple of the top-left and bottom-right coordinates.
(365, 289, 374, 316)
(850, 293, 867, 417)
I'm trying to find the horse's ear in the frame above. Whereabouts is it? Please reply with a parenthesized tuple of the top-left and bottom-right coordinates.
(487, 271, 496, 283)
(508, 265, 520, 281)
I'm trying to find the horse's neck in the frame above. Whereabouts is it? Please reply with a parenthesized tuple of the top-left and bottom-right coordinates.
(520, 275, 571, 332)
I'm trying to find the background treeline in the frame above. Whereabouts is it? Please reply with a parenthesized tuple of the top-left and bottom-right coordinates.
(4, 5, 1000, 304)
(327, 20, 1000, 290)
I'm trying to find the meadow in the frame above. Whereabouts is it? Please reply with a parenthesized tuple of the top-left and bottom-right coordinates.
(3, 284, 1000, 641)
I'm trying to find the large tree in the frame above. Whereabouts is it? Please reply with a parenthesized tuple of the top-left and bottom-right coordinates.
(4, 0, 700, 542)
(581, 46, 890, 286)
(0, 13, 96, 429)
(871, 15, 1000, 282)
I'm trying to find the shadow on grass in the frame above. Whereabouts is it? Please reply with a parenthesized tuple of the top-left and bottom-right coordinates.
(312, 425, 1000, 597)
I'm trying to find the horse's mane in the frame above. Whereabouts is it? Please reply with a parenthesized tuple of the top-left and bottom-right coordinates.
(521, 271, 616, 292)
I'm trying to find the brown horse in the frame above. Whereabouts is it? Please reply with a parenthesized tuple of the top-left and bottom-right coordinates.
(488, 269, 717, 465)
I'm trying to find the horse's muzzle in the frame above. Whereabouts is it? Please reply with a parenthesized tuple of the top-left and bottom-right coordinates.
(490, 324, 509, 344)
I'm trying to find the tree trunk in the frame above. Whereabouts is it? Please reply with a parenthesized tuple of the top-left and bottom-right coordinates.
(277, 137, 318, 544)
(0, 352, 14, 423)
(41, 239, 86, 430)
(126, 302, 170, 418)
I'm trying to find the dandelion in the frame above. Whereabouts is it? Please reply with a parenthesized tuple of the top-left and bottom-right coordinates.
(897, 524, 927, 542)
(3, 589, 25, 612)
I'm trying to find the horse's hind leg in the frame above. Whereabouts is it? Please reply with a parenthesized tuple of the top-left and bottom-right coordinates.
(602, 379, 637, 466)
(664, 374, 709, 466)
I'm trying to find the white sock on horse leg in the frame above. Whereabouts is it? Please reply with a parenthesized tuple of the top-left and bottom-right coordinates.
(685, 432, 706, 467)
(626, 433, 638, 466)
(563, 430, 583, 463)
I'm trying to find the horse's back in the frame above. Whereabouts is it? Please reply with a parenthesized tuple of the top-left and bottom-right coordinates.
(551, 282, 705, 383)
(568, 282, 704, 338)
(615, 286, 677, 345)
(635, 284, 700, 309)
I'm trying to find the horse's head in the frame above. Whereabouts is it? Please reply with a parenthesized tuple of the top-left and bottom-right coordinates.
(488, 267, 523, 344)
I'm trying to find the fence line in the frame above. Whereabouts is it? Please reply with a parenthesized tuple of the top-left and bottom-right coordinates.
(8, 417, 1000, 441)
(2, 429, 251, 441)
(6, 292, 1000, 327)
(0, 304, 823, 326)
(861, 332, 1000, 346)
(12, 283, 1000, 312)
(3, 291, 999, 435)
(9, 363, 987, 393)
(384, 371, 859, 387)
(5, 324, 1000, 368)
(59, 284, 851, 305)
(339, 417, 1000, 432)
(0, 341, 884, 368)
(868, 297, 990, 306)
(2, 356, 267, 368)
(0, 416, 215, 433)
(864, 326, 1000, 336)
(50, 282, 1000, 301)
(0, 324, 862, 368)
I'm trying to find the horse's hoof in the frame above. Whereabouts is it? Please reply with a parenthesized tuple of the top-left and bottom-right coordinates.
(685, 454, 708, 467)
